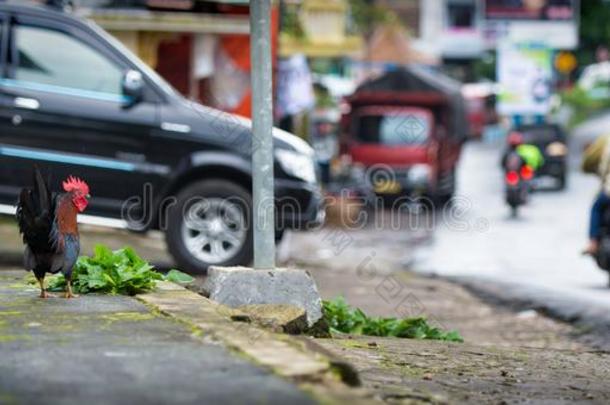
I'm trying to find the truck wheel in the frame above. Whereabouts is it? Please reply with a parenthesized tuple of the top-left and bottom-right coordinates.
(436, 170, 456, 206)
(275, 228, 285, 243)
(166, 179, 253, 274)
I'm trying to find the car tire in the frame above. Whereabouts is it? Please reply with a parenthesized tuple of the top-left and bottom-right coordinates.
(165, 179, 253, 274)
(556, 172, 567, 191)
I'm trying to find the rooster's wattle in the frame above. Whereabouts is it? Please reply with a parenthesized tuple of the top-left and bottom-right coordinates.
(16, 168, 90, 298)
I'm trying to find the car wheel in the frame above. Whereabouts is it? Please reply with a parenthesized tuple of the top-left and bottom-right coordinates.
(556, 172, 567, 190)
(166, 179, 253, 274)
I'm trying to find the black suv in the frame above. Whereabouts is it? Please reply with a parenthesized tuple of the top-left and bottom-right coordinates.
(0, 2, 324, 272)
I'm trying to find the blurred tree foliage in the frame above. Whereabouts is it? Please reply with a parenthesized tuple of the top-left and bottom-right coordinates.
(313, 83, 336, 108)
(578, 0, 610, 65)
(561, 86, 610, 127)
(557, 1, 610, 127)
(280, 3, 306, 39)
(347, 0, 399, 36)
(472, 52, 497, 82)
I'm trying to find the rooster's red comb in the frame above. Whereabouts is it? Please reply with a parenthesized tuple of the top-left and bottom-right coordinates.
(62, 176, 90, 195)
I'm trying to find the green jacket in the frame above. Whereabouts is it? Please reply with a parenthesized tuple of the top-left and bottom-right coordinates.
(516, 144, 545, 170)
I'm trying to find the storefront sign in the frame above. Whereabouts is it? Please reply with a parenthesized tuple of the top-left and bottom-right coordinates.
(485, 0, 576, 21)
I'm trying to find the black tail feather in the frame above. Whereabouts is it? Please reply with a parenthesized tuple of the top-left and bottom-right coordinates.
(33, 165, 51, 216)
(16, 167, 56, 253)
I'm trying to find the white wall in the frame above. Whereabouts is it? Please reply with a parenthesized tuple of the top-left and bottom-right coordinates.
(416, 0, 484, 60)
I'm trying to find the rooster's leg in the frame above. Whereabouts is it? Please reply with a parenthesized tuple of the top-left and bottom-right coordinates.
(64, 279, 78, 299)
(36, 276, 50, 299)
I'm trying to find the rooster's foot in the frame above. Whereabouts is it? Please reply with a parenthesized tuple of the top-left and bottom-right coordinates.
(37, 279, 54, 298)
(64, 282, 78, 299)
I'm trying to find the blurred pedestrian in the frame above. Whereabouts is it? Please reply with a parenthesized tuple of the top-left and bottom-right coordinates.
(596, 46, 610, 63)
(582, 134, 610, 255)
(45, 0, 74, 11)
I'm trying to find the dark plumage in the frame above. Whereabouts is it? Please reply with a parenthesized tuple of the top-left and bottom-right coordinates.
(16, 167, 89, 298)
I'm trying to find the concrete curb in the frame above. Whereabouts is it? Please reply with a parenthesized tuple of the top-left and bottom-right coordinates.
(137, 281, 375, 404)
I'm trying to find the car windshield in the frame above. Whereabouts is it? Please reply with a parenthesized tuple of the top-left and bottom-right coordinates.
(357, 112, 431, 146)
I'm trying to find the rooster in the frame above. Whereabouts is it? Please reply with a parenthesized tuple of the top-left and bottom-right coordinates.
(16, 168, 90, 298)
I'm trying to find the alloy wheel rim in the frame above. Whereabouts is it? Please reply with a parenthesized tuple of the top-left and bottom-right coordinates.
(181, 198, 247, 264)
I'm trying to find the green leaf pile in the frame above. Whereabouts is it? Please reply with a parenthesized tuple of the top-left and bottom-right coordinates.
(46, 245, 194, 295)
(323, 297, 463, 342)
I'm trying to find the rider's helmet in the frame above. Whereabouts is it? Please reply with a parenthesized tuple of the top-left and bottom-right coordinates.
(507, 131, 524, 147)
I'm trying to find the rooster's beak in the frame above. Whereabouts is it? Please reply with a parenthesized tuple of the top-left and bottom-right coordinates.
(86, 194, 91, 199)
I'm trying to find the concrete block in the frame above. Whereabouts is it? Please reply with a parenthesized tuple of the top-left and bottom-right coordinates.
(202, 266, 323, 327)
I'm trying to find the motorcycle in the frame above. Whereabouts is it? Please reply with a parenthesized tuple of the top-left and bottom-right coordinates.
(594, 206, 610, 287)
(504, 153, 534, 216)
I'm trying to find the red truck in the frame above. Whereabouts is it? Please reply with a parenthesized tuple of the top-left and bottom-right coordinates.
(341, 67, 467, 203)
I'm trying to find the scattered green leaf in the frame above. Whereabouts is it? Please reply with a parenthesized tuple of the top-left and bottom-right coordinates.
(164, 269, 195, 284)
(323, 297, 463, 342)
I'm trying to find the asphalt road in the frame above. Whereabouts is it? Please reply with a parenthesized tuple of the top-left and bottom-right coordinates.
(415, 134, 610, 329)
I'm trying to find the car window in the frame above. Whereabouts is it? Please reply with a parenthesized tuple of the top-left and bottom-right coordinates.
(0, 18, 5, 74)
(13, 24, 123, 96)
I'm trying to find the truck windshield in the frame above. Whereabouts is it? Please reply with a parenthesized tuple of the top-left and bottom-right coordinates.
(520, 126, 563, 146)
(357, 113, 431, 146)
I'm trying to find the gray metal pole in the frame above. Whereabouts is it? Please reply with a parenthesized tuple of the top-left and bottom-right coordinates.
(250, 0, 276, 269)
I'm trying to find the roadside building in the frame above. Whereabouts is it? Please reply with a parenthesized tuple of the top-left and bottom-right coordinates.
(78, 0, 278, 118)
(279, 0, 362, 60)
(277, 0, 363, 136)
(375, 0, 484, 81)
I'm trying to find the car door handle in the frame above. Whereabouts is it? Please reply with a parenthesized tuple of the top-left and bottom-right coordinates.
(14, 97, 40, 110)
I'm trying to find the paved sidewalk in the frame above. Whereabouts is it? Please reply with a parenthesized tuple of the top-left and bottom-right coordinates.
(0, 271, 316, 405)
(317, 335, 610, 404)
(282, 227, 610, 404)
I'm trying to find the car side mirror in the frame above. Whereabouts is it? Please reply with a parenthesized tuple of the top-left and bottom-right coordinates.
(122, 70, 144, 108)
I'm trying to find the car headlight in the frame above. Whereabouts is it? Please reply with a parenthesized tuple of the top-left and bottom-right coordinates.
(275, 149, 317, 183)
(408, 164, 431, 184)
(546, 142, 568, 157)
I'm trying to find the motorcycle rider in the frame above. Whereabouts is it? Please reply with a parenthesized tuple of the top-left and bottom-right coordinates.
(501, 131, 544, 173)
(502, 132, 526, 171)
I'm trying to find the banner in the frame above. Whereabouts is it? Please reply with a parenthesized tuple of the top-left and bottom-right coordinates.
(484, 0, 578, 49)
(497, 42, 553, 116)
(485, 0, 576, 21)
